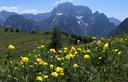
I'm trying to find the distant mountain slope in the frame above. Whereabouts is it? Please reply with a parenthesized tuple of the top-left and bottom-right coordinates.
(110, 17, 128, 36)
(109, 17, 121, 26)
(87, 12, 115, 37)
(4, 14, 37, 31)
(0, 10, 16, 25)
(22, 12, 51, 21)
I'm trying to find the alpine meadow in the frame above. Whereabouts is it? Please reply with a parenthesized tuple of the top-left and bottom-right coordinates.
(0, 0, 128, 82)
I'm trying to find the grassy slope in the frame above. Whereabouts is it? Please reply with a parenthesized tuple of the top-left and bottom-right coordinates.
(0, 28, 74, 62)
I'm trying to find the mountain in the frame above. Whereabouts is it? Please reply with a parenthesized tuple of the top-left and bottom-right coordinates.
(0, 10, 16, 25)
(22, 12, 51, 21)
(0, 2, 116, 38)
(87, 12, 115, 37)
(109, 17, 121, 26)
(39, 2, 115, 38)
(110, 17, 128, 36)
(4, 14, 37, 31)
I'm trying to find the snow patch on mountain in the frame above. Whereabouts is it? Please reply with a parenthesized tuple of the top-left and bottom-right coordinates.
(56, 12, 63, 16)
(76, 16, 83, 24)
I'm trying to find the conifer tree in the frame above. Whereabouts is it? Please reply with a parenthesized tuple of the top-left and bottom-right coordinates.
(50, 26, 62, 49)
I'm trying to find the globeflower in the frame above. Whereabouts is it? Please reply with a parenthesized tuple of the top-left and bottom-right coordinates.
(71, 47, 76, 52)
(84, 55, 90, 59)
(103, 43, 109, 49)
(36, 58, 43, 64)
(97, 40, 101, 45)
(8, 44, 15, 50)
(86, 50, 91, 53)
(20, 57, 29, 63)
(36, 76, 43, 81)
(64, 47, 68, 50)
(37, 45, 45, 49)
(57, 57, 62, 61)
(63, 47, 68, 53)
(44, 75, 49, 79)
(51, 72, 58, 78)
(50, 48, 56, 53)
(42, 62, 48, 66)
(50, 64, 54, 69)
(73, 64, 78, 68)
(55, 67, 64, 73)
(65, 54, 75, 60)
(60, 73, 64, 76)
(74, 52, 78, 55)
(40, 45, 45, 48)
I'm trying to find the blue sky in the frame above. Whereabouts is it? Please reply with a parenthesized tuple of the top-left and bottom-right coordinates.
(0, 0, 127, 21)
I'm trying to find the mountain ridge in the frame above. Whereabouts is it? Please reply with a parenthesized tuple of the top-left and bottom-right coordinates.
(110, 17, 128, 36)
(0, 2, 117, 38)
(109, 17, 121, 26)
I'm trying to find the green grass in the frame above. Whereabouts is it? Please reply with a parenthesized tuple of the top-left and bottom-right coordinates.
(0, 28, 75, 63)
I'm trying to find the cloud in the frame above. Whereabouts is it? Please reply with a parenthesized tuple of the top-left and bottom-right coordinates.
(0, 6, 39, 14)
(55, 0, 74, 4)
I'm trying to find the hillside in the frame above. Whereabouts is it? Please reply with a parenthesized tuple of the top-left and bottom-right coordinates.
(110, 17, 128, 36)
(109, 17, 121, 26)
(0, 28, 75, 55)
(0, 31, 128, 81)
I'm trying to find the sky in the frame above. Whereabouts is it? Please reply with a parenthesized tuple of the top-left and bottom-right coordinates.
(0, 0, 127, 21)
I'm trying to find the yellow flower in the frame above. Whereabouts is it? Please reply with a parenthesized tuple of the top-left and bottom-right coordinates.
(36, 76, 43, 81)
(86, 50, 91, 53)
(40, 45, 45, 48)
(84, 55, 90, 59)
(36, 58, 44, 65)
(77, 48, 82, 51)
(36, 58, 43, 62)
(63, 48, 68, 53)
(50, 48, 56, 53)
(73, 64, 78, 68)
(103, 43, 109, 49)
(50, 64, 54, 69)
(20, 57, 29, 63)
(65, 54, 75, 60)
(38, 72, 41, 75)
(42, 62, 48, 66)
(8, 44, 15, 50)
(58, 50, 62, 53)
(61, 63, 64, 65)
(44, 75, 49, 79)
(55, 67, 64, 73)
(74, 52, 78, 55)
(97, 40, 101, 45)
(64, 47, 68, 50)
(37, 45, 45, 49)
(61, 57, 64, 60)
(57, 57, 62, 61)
(71, 47, 76, 52)
(51, 72, 58, 78)
(60, 73, 64, 76)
